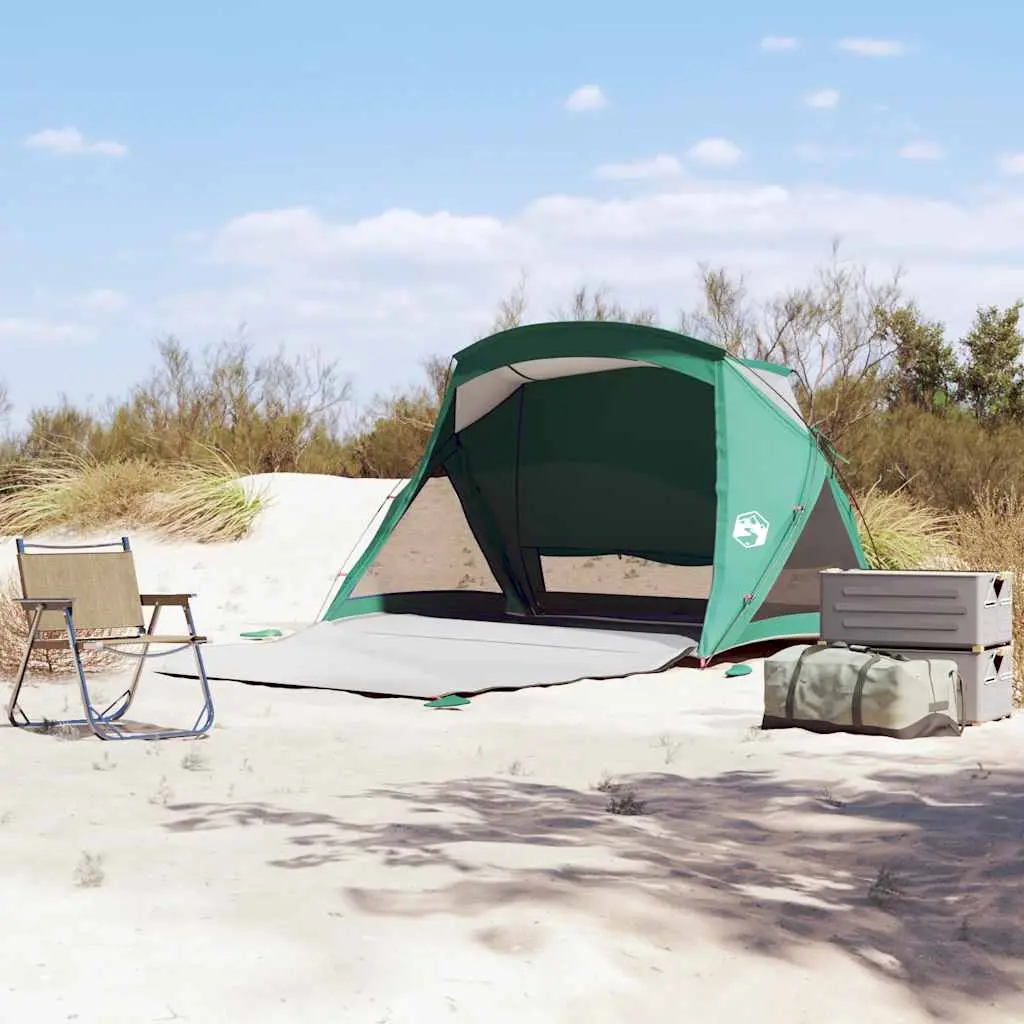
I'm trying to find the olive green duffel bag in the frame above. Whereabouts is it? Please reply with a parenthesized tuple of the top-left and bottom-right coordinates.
(762, 641, 964, 738)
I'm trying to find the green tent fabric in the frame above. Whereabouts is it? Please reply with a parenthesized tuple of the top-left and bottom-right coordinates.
(324, 321, 867, 662)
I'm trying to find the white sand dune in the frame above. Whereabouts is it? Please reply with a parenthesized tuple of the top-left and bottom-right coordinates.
(0, 473, 1022, 1023)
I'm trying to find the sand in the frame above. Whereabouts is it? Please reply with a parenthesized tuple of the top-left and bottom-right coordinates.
(0, 473, 1022, 1024)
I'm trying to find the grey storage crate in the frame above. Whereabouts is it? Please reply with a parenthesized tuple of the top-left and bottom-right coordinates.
(893, 645, 1015, 725)
(820, 569, 1013, 650)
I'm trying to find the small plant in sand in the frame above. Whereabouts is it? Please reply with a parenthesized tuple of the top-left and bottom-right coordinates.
(867, 865, 904, 907)
(505, 759, 527, 777)
(819, 786, 846, 809)
(606, 787, 647, 816)
(180, 747, 209, 772)
(149, 776, 173, 807)
(855, 481, 958, 571)
(654, 732, 682, 765)
(73, 852, 106, 889)
(594, 770, 618, 793)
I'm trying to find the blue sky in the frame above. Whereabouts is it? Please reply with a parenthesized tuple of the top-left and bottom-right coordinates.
(3, 0, 1024, 422)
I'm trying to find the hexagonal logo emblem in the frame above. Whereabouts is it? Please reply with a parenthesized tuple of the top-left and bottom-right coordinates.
(732, 510, 769, 549)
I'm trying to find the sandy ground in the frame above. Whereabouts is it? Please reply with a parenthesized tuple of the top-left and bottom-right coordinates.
(0, 474, 1022, 1024)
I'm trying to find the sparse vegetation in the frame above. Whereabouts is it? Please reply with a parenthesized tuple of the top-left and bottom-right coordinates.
(820, 786, 846, 809)
(606, 787, 648, 816)
(867, 865, 904, 908)
(73, 852, 106, 888)
(654, 732, 683, 766)
(180, 748, 209, 772)
(149, 776, 173, 806)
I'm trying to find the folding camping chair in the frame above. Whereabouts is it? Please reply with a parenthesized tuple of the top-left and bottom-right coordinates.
(7, 537, 215, 740)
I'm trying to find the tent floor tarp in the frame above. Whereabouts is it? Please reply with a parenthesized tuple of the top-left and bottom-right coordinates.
(156, 614, 699, 700)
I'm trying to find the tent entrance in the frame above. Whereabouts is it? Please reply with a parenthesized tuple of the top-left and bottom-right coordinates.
(448, 364, 719, 619)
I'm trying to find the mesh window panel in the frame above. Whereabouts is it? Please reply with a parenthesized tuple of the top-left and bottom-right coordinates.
(539, 555, 713, 600)
(351, 476, 501, 596)
(751, 482, 862, 621)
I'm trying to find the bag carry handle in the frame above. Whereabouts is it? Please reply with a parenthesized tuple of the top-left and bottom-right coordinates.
(851, 654, 882, 729)
(785, 642, 830, 720)
(826, 640, 907, 661)
(787, 642, 886, 726)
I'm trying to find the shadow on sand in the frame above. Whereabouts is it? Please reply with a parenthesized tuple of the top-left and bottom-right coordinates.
(164, 763, 1024, 1018)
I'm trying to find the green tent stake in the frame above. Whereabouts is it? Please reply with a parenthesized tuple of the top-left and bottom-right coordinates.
(725, 664, 753, 677)
(425, 694, 471, 709)
(240, 628, 284, 640)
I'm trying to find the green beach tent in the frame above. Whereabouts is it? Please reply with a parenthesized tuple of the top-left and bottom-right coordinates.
(324, 321, 867, 662)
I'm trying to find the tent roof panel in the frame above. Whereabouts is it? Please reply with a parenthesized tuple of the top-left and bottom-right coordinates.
(453, 321, 726, 381)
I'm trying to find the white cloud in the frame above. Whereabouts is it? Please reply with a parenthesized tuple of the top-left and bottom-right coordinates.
(760, 35, 799, 51)
(563, 84, 608, 112)
(209, 206, 510, 268)
(24, 126, 128, 157)
(837, 37, 908, 57)
(594, 154, 683, 181)
(899, 140, 944, 161)
(998, 153, 1024, 175)
(79, 288, 129, 313)
(804, 89, 840, 109)
(0, 317, 94, 346)
(688, 138, 745, 168)
(170, 175, 1024, 403)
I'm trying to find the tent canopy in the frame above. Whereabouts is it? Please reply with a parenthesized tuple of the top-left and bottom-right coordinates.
(325, 321, 867, 660)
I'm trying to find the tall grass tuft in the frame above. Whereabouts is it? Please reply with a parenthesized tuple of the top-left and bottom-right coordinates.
(0, 452, 265, 544)
(854, 482, 959, 571)
(144, 452, 267, 543)
(955, 488, 1024, 705)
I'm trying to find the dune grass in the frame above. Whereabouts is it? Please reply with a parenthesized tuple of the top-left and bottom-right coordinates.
(0, 453, 265, 544)
(854, 481, 959, 571)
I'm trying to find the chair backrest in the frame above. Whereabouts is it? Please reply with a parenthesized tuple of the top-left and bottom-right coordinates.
(17, 540, 145, 633)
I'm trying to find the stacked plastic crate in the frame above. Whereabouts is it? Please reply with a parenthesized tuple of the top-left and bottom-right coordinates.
(818, 569, 1015, 725)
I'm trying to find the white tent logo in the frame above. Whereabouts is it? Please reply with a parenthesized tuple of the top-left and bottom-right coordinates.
(733, 511, 769, 549)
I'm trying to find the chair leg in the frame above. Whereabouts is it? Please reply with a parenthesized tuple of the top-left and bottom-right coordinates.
(98, 605, 160, 722)
(89, 600, 214, 741)
(7, 605, 45, 727)
(188, 628, 216, 735)
(8, 606, 99, 732)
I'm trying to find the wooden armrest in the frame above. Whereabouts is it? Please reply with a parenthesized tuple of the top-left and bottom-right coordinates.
(15, 597, 73, 611)
(139, 593, 196, 607)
